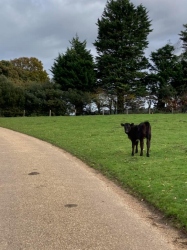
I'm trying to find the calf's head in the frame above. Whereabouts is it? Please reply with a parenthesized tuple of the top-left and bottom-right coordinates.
(121, 123, 134, 134)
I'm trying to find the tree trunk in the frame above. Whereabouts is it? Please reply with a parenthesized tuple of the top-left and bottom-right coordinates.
(157, 99, 165, 110)
(148, 100, 151, 114)
(117, 90, 124, 114)
(96, 102, 101, 114)
(75, 103, 84, 116)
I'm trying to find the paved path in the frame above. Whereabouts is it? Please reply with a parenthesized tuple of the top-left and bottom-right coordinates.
(0, 127, 184, 250)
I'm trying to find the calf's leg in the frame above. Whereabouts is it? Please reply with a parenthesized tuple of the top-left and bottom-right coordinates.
(146, 139, 150, 157)
(135, 140, 138, 153)
(131, 141, 135, 156)
(140, 139, 144, 156)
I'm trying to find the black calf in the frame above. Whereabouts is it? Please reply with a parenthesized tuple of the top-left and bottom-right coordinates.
(121, 121, 151, 157)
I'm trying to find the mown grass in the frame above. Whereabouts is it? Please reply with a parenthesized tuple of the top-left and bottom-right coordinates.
(1, 114, 187, 231)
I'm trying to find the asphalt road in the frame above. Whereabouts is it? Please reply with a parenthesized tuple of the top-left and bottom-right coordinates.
(0, 127, 185, 250)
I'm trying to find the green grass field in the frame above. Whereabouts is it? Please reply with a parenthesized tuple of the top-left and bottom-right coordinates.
(1, 114, 187, 231)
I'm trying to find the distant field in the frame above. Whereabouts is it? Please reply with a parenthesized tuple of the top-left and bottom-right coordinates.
(1, 114, 187, 231)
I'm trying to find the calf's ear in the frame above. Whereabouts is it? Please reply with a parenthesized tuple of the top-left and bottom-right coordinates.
(121, 123, 124, 127)
(130, 123, 134, 126)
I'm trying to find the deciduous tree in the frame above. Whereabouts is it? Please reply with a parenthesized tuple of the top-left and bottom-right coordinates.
(0, 57, 49, 85)
(11, 57, 49, 83)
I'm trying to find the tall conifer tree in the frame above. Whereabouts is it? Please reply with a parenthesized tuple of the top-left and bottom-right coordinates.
(179, 23, 187, 54)
(94, 0, 152, 113)
(179, 24, 187, 103)
(51, 35, 96, 115)
(51, 35, 96, 92)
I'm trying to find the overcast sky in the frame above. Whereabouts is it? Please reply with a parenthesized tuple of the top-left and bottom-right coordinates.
(0, 0, 187, 77)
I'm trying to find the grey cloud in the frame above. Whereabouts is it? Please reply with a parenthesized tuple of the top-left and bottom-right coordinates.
(134, 0, 187, 54)
(0, 0, 187, 75)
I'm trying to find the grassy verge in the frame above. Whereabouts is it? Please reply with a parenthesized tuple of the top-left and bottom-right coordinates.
(1, 114, 187, 231)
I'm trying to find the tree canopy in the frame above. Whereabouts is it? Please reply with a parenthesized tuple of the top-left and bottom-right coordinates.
(51, 35, 96, 115)
(0, 57, 49, 85)
(179, 23, 187, 96)
(0, 75, 25, 116)
(179, 23, 187, 54)
(51, 35, 96, 92)
(11, 57, 49, 84)
(94, 0, 152, 113)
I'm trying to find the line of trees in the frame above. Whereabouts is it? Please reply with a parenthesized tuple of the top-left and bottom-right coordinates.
(0, 0, 187, 116)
